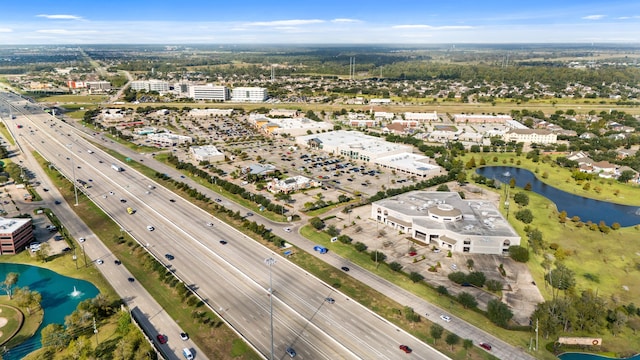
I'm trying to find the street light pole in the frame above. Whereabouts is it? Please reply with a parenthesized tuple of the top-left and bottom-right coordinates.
(67, 144, 78, 206)
(264, 257, 277, 360)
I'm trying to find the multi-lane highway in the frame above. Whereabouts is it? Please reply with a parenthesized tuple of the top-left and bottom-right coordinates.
(2, 91, 451, 359)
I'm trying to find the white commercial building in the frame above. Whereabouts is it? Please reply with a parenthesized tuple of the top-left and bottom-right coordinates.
(190, 145, 225, 162)
(453, 114, 512, 124)
(296, 130, 412, 162)
(267, 175, 321, 194)
(372, 191, 520, 255)
(232, 87, 268, 102)
(189, 84, 230, 101)
(404, 112, 439, 122)
(147, 133, 193, 147)
(373, 153, 442, 178)
(130, 80, 170, 94)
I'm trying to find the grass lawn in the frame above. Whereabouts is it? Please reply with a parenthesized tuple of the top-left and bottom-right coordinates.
(457, 152, 640, 355)
(37, 95, 108, 104)
(0, 301, 31, 348)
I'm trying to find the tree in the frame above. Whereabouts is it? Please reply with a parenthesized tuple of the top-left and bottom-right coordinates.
(445, 333, 460, 351)
(354, 242, 368, 252)
(486, 279, 503, 292)
(513, 192, 529, 206)
(509, 245, 530, 262)
(403, 306, 420, 322)
(618, 170, 636, 183)
(547, 263, 575, 291)
(448, 271, 467, 284)
(13, 287, 42, 315)
(370, 250, 386, 263)
(457, 292, 478, 309)
(436, 184, 450, 192)
(35, 243, 51, 262)
(41, 323, 69, 350)
(1, 272, 19, 299)
(430, 323, 444, 344)
(509, 178, 516, 188)
(466, 271, 486, 287)
(487, 299, 513, 327)
(466, 259, 474, 269)
(326, 225, 339, 237)
(309, 217, 325, 230)
(389, 262, 403, 272)
(524, 182, 532, 191)
(463, 339, 473, 357)
(437, 285, 449, 296)
(409, 272, 424, 283)
(515, 209, 533, 224)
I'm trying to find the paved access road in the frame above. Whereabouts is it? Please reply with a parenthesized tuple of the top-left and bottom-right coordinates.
(3, 91, 450, 359)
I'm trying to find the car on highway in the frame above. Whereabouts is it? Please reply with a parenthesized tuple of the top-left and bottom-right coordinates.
(169, 199, 176, 203)
(325, 297, 335, 304)
(440, 314, 452, 322)
(341, 266, 350, 272)
(219, 240, 228, 245)
(109, 191, 114, 195)
(156, 334, 167, 344)
(479, 342, 492, 351)
(96, 259, 104, 265)
(42, 188, 49, 192)
(246, 212, 253, 217)
(147, 226, 155, 231)
(127, 277, 135, 283)
(215, 198, 222, 202)
(54, 200, 61, 205)
(114, 260, 121, 265)
(284, 227, 292, 232)
(206, 222, 214, 227)
(286, 347, 297, 358)
(165, 253, 175, 261)
(399, 345, 412, 354)
(180, 332, 189, 341)
(79, 237, 86, 243)
(120, 198, 127, 203)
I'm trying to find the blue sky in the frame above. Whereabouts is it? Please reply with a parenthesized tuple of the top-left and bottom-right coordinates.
(1, 0, 639, 44)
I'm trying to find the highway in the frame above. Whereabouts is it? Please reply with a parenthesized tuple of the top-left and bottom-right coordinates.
(1, 91, 451, 359)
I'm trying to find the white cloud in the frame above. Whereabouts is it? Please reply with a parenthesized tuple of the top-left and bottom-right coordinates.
(392, 24, 473, 30)
(582, 15, 605, 20)
(36, 14, 83, 20)
(617, 16, 640, 20)
(36, 29, 97, 35)
(331, 18, 361, 23)
(245, 19, 324, 27)
(0, 28, 13, 33)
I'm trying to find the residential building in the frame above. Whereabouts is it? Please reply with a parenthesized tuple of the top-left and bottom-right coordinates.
(0, 217, 34, 255)
(371, 191, 520, 255)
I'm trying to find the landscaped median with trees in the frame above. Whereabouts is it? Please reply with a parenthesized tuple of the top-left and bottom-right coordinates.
(460, 151, 640, 356)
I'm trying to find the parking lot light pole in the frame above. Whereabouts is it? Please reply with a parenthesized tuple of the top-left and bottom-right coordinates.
(264, 257, 277, 360)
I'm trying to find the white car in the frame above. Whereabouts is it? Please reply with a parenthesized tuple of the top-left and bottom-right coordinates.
(79, 237, 86, 243)
(96, 259, 104, 265)
(440, 314, 452, 322)
(206, 222, 214, 227)
(147, 225, 155, 231)
(284, 227, 292, 233)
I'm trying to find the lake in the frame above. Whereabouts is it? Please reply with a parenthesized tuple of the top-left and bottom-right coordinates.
(476, 166, 640, 227)
(0, 263, 99, 359)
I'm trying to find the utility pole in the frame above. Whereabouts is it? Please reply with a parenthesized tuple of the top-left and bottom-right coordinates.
(67, 144, 79, 206)
(535, 318, 539, 351)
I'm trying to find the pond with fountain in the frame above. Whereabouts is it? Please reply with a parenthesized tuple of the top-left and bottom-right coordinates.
(0, 263, 99, 359)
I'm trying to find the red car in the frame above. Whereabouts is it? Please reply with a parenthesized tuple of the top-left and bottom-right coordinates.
(156, 334, 167, 344)
(399, 345, 412, 354)
(479, 342, 492, 351)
